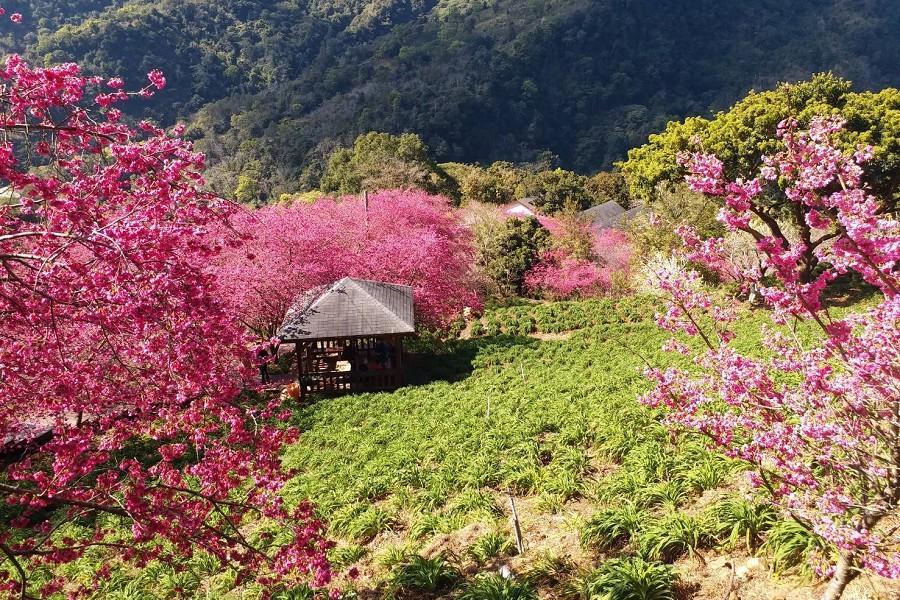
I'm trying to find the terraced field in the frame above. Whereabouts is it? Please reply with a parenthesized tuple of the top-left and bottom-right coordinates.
(275, 296, 895, 600)
(79, 295, 895, 599)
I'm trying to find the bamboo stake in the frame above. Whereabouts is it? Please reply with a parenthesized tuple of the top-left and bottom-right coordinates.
(508, 492, 524, 554)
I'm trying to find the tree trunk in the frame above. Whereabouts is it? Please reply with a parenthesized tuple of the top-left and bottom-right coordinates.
(821, 552, 856, 600)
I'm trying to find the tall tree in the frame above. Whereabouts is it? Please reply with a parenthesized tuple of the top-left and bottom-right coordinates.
(643, 117, 899, 599)
(320, 132, 459, 199)
(0, 57, 331, 597)
(621, 74, 900, 280)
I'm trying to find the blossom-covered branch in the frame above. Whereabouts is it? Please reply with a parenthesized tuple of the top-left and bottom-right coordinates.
(644, 116, 899, 600)
(0, 56, 331, 597)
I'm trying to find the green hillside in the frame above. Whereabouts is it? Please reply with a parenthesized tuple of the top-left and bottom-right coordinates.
(2, 0, 898, 190)
(67, 295, 895, 599)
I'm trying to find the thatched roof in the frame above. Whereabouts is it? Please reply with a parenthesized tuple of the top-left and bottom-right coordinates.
(277, 277, 415, 342)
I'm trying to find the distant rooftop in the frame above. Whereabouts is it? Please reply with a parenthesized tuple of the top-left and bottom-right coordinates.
(516, 197, 539, 213)
(277, 277, 415, 342)
(581, 200, 626, 231)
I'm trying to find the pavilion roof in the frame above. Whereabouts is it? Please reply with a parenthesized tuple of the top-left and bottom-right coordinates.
(277, 277, 415, 342)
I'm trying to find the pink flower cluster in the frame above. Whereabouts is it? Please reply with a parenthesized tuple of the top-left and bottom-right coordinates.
(525, 226, 634, 300)
(0, 56, 331, 596)
(644, 117, 900, 582)
(210, 190, 482, 338)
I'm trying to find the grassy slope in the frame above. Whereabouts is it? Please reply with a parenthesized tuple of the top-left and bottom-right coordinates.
(76, 293, 895, 599)
(274, 296, 870, 599)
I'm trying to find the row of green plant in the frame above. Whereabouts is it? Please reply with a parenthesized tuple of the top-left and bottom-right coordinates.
(386, 551, 677, 600)
(581, 498, 829, 573)
(470, 296, 664, 337)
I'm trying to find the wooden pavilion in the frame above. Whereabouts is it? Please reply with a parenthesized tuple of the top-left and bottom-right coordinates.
(277, 277, 415, 398)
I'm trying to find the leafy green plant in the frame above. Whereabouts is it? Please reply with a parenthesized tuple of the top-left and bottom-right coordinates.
(711, 497, 777, 552)
(567, 558, 676, 600)
(469, 531, 516, 564)
(684, 459, 731, 492)
(581, 503, 646, 551)
(637, 514, 715, 563)
(344, 507, 395, 542)
(457, 573, 539, 600)
(761, 519, 833, 575)
(471, 321, 485, 337)
(639, 480, 691, 509)
(329, 544, 368, 569)
(522, 551, 575, 588)
(391, 554, 461, 594)
(448, 489, 502, 518)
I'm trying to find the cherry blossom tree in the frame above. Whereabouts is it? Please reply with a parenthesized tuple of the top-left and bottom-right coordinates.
(0, 56, 331, 597)
(525, 228, 634, 300)
(641, 116, 898, 599)
(211, 190, 482, 339)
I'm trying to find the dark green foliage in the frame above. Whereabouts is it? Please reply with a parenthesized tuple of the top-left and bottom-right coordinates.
(12, 1, 899, 201)
(457, 574, 539, 600)
(521, 168, 592, 213)
(391, 554, 461, 594)
(478, 216, 550, 296)
(710, 497, 777, 552)
(570, 558, 676, 600)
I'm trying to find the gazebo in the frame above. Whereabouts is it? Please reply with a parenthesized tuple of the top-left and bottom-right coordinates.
(277, 277, 415, 398)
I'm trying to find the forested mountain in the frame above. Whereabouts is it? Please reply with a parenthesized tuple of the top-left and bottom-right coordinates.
(2, 0, 899, 195)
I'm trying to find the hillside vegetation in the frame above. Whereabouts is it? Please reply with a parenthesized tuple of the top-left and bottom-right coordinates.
(2, 0, 898, 187)
(69, 295, 891, 599)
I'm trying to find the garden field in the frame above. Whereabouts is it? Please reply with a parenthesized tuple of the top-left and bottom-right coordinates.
(48, 293, 896, 600)
(271, 296, 893, 600)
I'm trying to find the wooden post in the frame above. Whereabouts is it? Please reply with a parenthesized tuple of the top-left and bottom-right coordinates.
(363, 190, 369, 232)
(396, 335, 404, 385)
(295, 343, 305, 402)
(509, 492, 524, 554)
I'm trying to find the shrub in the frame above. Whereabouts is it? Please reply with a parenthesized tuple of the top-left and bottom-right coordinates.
(711, 497, 777, 552)
(468, 531, 516, 564)
(581, 503, 647, 551)
(761, 520, 834, 576)
(328, 545, 368, 569)
(636, 514, 715, 563)
(391, 554, 461, 594)
(569, 557, 676, 600)
(457, 573, 539, 600)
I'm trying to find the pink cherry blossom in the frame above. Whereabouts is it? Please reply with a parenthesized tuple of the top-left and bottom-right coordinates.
(644, 117, 899, 594)
(0, 57, 332, 596)
(210, 190, 482, 339)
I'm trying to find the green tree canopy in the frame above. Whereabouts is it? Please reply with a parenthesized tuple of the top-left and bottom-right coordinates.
(477, 216, 550, 297)
(460, 161, 523, 205)
(523, 168, 592, 213)
(320, 131, 459, 199)
(585, 171, 631, 209)
(620, 73, 900, 204)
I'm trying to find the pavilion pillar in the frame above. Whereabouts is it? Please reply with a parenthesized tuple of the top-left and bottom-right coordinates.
(396, 335, 404, 385)
(295, 342, 305, 401)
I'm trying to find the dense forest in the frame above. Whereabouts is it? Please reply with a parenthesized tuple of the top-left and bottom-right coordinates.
(1, 0, 897, 197)
(2, 0, 900, 196)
